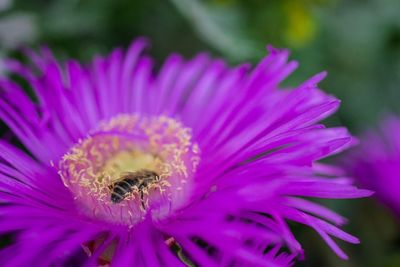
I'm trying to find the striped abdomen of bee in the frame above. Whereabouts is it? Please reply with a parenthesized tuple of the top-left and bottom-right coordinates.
(109, 170, 160, 205)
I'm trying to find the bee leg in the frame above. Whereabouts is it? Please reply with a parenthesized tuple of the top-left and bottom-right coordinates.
(140, 190, 146, 210)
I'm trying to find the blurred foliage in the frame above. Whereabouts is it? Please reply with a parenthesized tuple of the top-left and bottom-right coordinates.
(0, 0, 400, 266)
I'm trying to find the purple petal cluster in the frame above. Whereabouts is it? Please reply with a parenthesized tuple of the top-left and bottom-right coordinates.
(0, 39, 371, 266)
(348, 116, 400, 216)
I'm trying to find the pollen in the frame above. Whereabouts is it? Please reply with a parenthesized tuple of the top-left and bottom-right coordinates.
(58, 114, 200, 225)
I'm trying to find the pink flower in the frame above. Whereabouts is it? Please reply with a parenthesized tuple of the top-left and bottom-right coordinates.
(0, 39, 372, 266)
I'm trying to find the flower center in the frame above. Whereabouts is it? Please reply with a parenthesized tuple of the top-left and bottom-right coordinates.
(59, 114, 200, 226)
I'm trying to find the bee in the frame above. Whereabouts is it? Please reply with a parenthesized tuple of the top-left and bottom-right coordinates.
(109, 169, 160, 207)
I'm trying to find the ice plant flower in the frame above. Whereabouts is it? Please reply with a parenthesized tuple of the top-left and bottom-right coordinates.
(347, 116, 400, 216)
(0, 38, 372, 266)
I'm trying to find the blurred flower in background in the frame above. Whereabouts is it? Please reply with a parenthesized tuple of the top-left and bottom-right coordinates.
(348, 116, 400, 216)
(283, 1, 317, 47)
